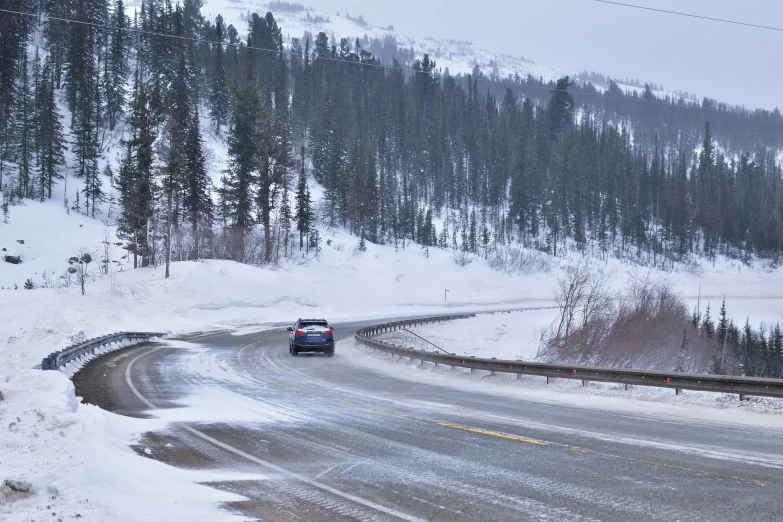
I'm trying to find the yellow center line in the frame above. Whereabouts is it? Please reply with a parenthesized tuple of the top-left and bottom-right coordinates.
(437, 422, 549, 446)
(233, 336, 781, 488)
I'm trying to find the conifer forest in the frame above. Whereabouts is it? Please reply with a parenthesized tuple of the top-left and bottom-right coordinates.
(2, 1, 783, 374)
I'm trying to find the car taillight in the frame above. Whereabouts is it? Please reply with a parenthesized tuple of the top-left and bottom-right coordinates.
(324, 329, 332, 335)
(295, 329, 305, 335)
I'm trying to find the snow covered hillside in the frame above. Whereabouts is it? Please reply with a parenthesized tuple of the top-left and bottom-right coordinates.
(3, 184, 783, 519)
(123, 0, 675, 98)
(189, 0, 558, 81)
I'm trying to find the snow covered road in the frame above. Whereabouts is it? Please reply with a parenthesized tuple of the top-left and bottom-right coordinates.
(73, 320, 783, 521)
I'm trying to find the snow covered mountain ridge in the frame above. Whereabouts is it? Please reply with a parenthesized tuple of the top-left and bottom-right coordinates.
(205, 0, 557, 79)
(123, 0, 684, 100)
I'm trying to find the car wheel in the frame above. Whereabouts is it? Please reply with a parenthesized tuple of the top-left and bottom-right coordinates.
(292, 348, 299, 357)
(327, 349, 335, 357)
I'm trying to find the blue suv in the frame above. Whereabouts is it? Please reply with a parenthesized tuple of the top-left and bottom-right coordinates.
(288, 319, 335, 356)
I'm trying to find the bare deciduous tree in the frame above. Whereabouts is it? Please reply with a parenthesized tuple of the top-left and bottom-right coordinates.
(73, 246, 93, 296)
(99, 224, 114, 275)
(549, 258, 613, 351)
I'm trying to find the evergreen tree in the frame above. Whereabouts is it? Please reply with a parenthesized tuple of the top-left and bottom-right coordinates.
(82, 155, 104, 217)
(547, 76, 575, 141)
(702, 304, 714, 338)
(279, 177, 291, 258)
(182, 101, 212, 259)
(717, 298, 729, 344)
(15, 49, 34, 198)
(116, 78, 159, 268)
(105, 0, 129, 131)
(37, 54, 66, 200)
(295, 148, 312, 250)
(209, 15, 230, 134)
(218, 73, 261, 260)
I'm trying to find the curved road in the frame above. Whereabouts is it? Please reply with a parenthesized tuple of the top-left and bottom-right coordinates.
(74, 320, 783, 521)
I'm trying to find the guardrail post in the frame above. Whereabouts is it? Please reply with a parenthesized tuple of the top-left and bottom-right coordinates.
(516, 373, 521, 380)
(676, 388, 681, 396)
(624, 384, 629, 391)
(546, 376, 550, 384)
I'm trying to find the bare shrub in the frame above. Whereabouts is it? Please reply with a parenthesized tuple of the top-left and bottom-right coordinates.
(99, 225, 114, 275)
(489, 246, 554, 274)
(541, 272, 719, 372)
(540, 259, 614, 358)
(452, 250, 472, 267)
(72, 247, 93, 296)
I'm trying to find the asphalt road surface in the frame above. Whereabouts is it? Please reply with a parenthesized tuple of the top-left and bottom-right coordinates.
(73, 320, 783, 521)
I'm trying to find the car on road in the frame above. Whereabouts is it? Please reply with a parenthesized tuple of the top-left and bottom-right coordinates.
(288, 319, 335, 356)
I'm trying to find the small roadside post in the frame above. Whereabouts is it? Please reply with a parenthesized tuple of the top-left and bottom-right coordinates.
(445, 289, 450, 301)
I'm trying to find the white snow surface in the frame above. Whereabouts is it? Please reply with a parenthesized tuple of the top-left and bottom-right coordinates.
(0, 197, 558, 520)
(0, 370, 266, 521)
(345, 339, 783, 423)
(121, 0, 557, 83)
(0, 3, 777, 519)
(3, 191, 783, 519)
(378, 309, 559, 361)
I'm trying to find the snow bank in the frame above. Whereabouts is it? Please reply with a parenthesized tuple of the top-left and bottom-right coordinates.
(0, 369, 263, 521)
(3, 196, 783, 519)
(377, 309, 559, 361)
(0, 208, 560, 520)
(345, 339, 783, 421)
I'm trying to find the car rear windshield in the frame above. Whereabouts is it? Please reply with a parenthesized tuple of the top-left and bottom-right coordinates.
(300, 320, 328, 328)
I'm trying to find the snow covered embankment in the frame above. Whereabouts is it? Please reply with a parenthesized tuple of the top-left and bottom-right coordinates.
(365, 313, 783, 416)
(375, 309, 558, 361)
(1, 202, 557, 520)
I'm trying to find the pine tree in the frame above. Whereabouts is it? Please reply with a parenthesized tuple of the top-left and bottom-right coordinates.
(718, 298, 729, 344)
(218, 76, 261, 261)
(117, 78, 159, 268)
(702, 304, 714, 338)
(1, 191, 9, 223)
(279, 178, 291, 258)
(15, 49, 34, 199)
(37, 55, 66, 200)
(183, 101, 212, 259)
(82, 155, 104, 217)
(209, 15, 230, 134)
(161, 121, 182, 278)
(676, 328, 689, 372)
(105, 0, 129, 131)
(295, 149, 313, 250)
(71, 27, 99, 190)
(0, 0, 33, 194)
(773, 324, 783, 379)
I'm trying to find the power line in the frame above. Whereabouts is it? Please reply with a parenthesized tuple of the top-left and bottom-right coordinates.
(593, 0, 783, 33)
(0, 6, 750, 113)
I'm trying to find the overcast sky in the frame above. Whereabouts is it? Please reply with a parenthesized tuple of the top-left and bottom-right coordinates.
(301, 0, 781, 110)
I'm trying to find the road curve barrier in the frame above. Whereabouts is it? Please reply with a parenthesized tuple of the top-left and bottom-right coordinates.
(41, 332, 166, 372)
(356, 315, 783, 400)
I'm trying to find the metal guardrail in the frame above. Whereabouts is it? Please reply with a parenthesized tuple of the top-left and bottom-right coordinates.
(356, 315, 783, 399)
(42, 332, 165, 371)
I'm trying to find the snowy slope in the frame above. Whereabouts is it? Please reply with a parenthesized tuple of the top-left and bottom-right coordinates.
(121, 0, 558, 82)
(4, 190, 783, 519)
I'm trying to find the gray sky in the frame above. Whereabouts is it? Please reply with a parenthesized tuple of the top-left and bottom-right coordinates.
(302, 0, 781, 110)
